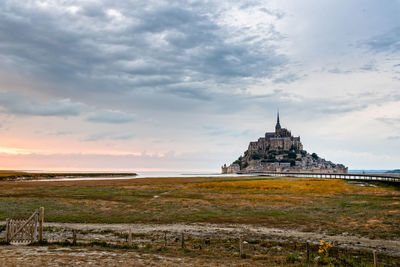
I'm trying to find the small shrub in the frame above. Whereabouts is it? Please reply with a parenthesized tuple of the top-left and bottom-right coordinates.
(251, 153, 262, 160)
(318, 240, 332, 256)
(182, 248, 191, 254)
(240, 253, 250, 259)
(286, 253, 299, 263)
(0, 240, 10, 245)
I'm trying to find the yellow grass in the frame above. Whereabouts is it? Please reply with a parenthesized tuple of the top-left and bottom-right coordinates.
(191, 178, 385, 195)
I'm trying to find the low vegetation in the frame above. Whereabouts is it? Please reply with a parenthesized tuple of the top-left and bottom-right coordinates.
(0, 176, 399, 239)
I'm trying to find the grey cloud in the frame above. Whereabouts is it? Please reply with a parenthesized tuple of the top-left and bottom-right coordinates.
(234, 89, 384, 119)
(273, 73, 301, 84)
(182, 85, 395, 120)
(301, 91, 395, 115)
(259, 8, 284, 19)
(114, 133, 136, 140)
(203, 126, 231, 136)
(363, 27, 400, 53)
(203, 126, 254, 138)
(360, 62, 377, 71)
(84, 132, 111, 142)
(84, 132, 135, 142)
(50, 131, 73, 136)
(165, 86, 213, 101)
(377, 117, 400, 126)
(129, 5, 286, 78)
(239, 2, 285, 20)
(327, 68, 352, 74)
(317, 103, 368, 114)
(0, 91, 84, 117)
(86, 110, 136, 124)
(81, 4, 106, 18)
(0, 1, 287, 102)
(387, 136, 400, 140)
(134, 7, 207, 33)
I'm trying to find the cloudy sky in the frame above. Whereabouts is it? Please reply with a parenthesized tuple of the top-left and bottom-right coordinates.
(0, 0, 399, 172)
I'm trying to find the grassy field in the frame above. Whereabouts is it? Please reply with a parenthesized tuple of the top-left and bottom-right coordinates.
(0, 176, 399, 239)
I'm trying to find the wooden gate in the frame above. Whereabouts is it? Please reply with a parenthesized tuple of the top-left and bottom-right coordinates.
(5, 207, 44, 243)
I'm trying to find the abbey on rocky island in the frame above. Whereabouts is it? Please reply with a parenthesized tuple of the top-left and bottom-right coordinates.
(222, 112, 348, 174)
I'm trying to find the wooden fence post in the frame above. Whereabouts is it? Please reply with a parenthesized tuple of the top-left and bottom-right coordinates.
(128, 228, 132, 246)
(39, 207, 44, 242)
(306, 242, 310, 266)
(33, 212, 38, 242)
(239, 236, 243, 257)
(181, 232, 185, 248)
(5, 218, 9, 243)
(373, 250, 377, 267)
(72, 230, 77, 245)
(9, 220, 13, 242)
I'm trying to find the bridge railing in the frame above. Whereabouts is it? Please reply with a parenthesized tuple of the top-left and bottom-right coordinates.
(237, 171, 400, 183)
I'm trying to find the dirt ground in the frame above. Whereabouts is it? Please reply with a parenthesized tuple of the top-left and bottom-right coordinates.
(1, 222, 400, 266)
(0, 246, 255, 267)
(2, 222, 399, 256)
(48, 222, 400, 256)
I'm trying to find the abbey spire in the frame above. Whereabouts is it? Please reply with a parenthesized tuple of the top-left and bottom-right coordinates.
(275, 110, 281, 133)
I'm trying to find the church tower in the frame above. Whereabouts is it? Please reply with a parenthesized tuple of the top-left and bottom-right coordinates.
(275, 110, 281, 135)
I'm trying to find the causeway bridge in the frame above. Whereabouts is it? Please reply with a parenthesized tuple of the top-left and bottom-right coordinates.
(238, 171, 400, 183)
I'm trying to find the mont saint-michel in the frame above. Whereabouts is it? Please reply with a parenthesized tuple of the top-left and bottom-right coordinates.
(222, 112, 348, 174)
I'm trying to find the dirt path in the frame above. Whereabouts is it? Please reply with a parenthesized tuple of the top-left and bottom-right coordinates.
(37, 222, 400, 257)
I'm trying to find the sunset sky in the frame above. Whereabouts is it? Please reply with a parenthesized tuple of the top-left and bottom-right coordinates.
(0, 0, 399, 172)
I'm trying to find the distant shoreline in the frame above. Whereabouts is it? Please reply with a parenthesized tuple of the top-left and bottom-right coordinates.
(0, 169, 397, 181)
(0, 171, 137, 181)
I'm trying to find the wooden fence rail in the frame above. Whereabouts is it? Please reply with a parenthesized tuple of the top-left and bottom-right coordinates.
(6, 207, 44, 244)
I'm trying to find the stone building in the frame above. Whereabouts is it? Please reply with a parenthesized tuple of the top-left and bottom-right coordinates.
(221, 163, 240, 174)
(243, 112, 303, 163)
(222, 112, 348, 174)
